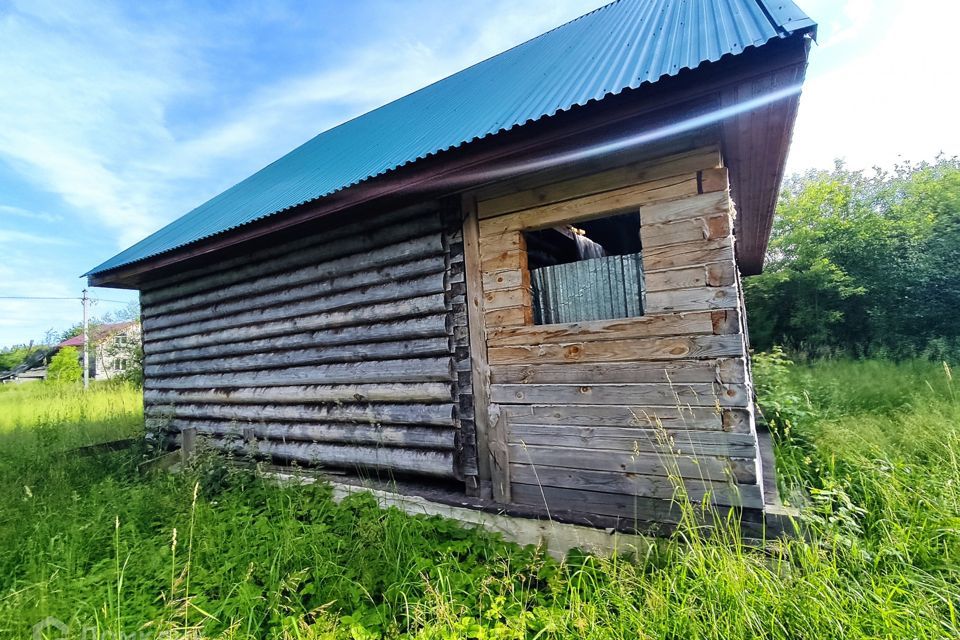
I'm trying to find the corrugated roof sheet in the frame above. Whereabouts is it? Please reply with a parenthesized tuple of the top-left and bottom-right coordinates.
(88, 0, 815, 277)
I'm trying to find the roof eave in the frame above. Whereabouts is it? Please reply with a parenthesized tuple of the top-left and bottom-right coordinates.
(89, 33, 812, 288)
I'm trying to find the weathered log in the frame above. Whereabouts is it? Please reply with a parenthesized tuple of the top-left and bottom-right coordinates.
(479, 174, 700, 236)
(637, 190, 729, 225)
(143, 304, 446, 362)
(152, 418, 456, 450)
(145, 402, 455, 426)
(640, 213, 731, 249)
(141, 206, 440, 305)
(144, 357, 452, 390)
(144, 315, 447, 358)
(143, 294, 447, 352)
(510, 484, 697, 524)
(206, 437, 456, 478)
(144, 234, 445, 319)
(642, 237, 734, 272)
(144, 382, 452, 405)
(145, 252, 444, 330)
(145, 337, 450, 376)
(145, 272, 445, 341)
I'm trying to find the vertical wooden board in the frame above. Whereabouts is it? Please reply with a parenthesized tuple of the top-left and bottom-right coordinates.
(461, 195, 499, 499)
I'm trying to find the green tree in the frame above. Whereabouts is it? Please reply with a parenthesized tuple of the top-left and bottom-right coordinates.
(46, 347, 82, 383)
(745, 157, 960, 358)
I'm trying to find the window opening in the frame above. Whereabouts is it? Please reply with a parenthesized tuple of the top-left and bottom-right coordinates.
(524, 211, 645, 325)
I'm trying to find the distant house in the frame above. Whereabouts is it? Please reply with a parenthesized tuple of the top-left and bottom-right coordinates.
(59, 321, 141, 380)
(86, 0, 816, 537)
(1, 322, 140, 383)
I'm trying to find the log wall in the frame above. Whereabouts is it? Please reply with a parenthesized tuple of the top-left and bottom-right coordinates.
(140, 203, 478, 489)
(470, 144, 763, 524)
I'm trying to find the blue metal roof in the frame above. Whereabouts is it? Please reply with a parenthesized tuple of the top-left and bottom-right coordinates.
(88, 0, 815, 277)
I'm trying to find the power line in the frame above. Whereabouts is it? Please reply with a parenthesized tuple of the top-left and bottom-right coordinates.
(0, 296, 133, 303)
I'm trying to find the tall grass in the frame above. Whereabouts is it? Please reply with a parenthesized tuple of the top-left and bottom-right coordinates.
(1, 361, 959, 638)
(0, 381, 141, 455)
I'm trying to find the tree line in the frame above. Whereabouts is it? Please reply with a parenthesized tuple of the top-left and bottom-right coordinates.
(745, 156, 960, 360)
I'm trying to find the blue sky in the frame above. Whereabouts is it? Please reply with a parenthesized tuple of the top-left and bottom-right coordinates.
(0, 0, 957, 347)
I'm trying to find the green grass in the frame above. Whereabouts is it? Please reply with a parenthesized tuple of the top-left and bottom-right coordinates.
(2, 362, 959, 639)
(0, 381, 142, 453)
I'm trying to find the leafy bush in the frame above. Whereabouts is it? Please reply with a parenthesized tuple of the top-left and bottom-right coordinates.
(746, 157, 960, 359)
(45, 346, 82, 383)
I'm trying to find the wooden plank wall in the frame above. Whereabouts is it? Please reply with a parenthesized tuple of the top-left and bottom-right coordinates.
(472, 144, 761, 524)
(140, 203, 478, 490)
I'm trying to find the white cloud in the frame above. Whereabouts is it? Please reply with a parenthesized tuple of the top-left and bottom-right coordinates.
(0, 229, 74, 246)
(0, 0, 598, 253)
(0, 204, 62, 223)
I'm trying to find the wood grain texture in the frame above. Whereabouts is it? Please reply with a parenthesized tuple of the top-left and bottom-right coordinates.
(144, 358, 452, 390)
(507, 423, 757, 458)
(501, 403, 741, 431)
(507, 443, 755, 483)
(142, 208, 440, 306)
(477, 146, 720, 219)
(140, 206, 472, 486)
(143, 294, 448, 353)
(643, 237, 735, 272)
(640, 214, 731, 250)
(486, 313, 716, 346)
(638, 190, 729, 226)
(154, 418, 457, 450)
(144, 316, 448, 359)
(145, 337, 450, 376)
(461, 194, 498, 499)
(644, 286, 739, 314)
(145, 382, 452, 406)
(509, 465, 762, 508)
(144, 251, 444, 331)
(479, 174, 699, 237)
(490, 382, 750, 408)
(146, 272, 446, 341)
(490, 358, 747, 385)
(213, 437, 456, 478)
(470, 143, 761, 517)
(144, 234, 444, 320)
(487, 335, 744, 365)
(145, 401, 455, 427)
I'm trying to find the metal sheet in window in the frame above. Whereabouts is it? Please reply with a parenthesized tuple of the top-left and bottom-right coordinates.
(530, 252, 645, 325)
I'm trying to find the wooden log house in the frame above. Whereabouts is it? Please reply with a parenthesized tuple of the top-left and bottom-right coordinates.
(87, 0, 817, 536)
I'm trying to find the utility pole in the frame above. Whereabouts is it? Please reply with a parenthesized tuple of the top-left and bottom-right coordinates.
(82, 288, 89, 390)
